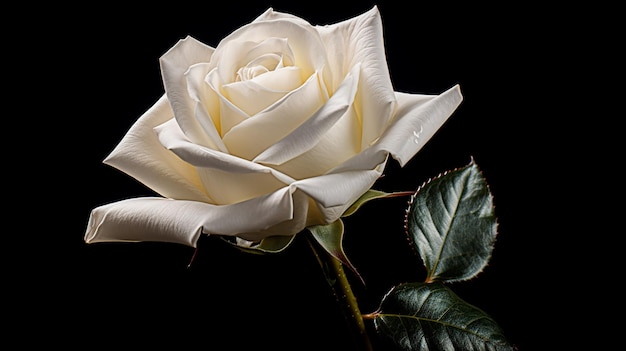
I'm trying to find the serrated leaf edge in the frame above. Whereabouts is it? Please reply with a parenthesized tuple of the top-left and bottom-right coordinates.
(403, 157, 499, 283)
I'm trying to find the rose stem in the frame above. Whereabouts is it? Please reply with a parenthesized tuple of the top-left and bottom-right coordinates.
(306, 234, 374, 351)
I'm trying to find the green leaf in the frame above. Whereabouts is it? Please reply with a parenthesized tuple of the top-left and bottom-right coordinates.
(372, 282, 515, 351)
(308, 219, 364, 285)
(342, 189, 413, 217)
(406, 159, 497, 283)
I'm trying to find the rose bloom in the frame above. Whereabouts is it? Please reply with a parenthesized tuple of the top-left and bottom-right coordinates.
(85, 6, 462, 250)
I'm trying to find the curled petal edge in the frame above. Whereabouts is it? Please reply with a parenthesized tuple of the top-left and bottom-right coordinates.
(85, 186, 295, 247)
(386, 85, 464, 166)
(330, 84, 463, 174)
(84, 159, 384, 248)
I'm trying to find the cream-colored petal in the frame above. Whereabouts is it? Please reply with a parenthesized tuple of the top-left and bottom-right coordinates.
(329, 85, 463, 173)
(246, 65, 300, 90)
(236, 188, 318, 240)
(253, 65, 359, 166)
(104, 95, 210, 202)
(292, 163, 385, 223)
(160, 36, 217, 148)
(196, 168, 287, 205)
(214, 19, 328, 82)
(217, 37, 295, 83)
(221, 73, 290, 116)
(382, 85, 463, 166)
(185, 63, 228, 152)
(316, 6, 397, 148)
(85, 187, 296, 246)
(85, 197, 205, 246)
(222, 71, 326, 160)
(251, 8, 333, 90)
(154, 119, 287, 177)
(216, 39, 267, 83)
(205, 69, 250, 136)
(156, 119, 295, 205)
(267, 104, 360, 179)
(253, 7, 313, 25)
(328, 145, 388, 176)
(294, 166, 384, 208)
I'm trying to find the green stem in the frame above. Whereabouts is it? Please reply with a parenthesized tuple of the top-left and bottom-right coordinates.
(308, 236, 374, 351)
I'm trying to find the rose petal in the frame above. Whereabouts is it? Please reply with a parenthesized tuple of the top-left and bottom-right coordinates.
(382, 85, 463, 166)
(85, 187, 296, 247)
(85, 198, 205, 246)
(253, 64, 360, 166)
(238, 189, 321, 240)
(155, 119, 277, 177)
(160, 36, 219, 148)
(205, 70, 248, 136)
(316, 6, 397, 148)
(196, 168, 288, 205)
(214, 19, 329, 85)
(185, 63, 228, 152)
(265, 102, 360, 179)
(221, 71, 327, 160)
(216, 37, 295, 83)
(253, 8, 313, 26)
(330, 84, 464, 173)
(254, 6, 397, 151)
(156, 119, 297, 204)
(245, 65, 301, 91)
(221, 66, 301, 115)
(292, 164, 385, 222)
(104, 95, 210, 202)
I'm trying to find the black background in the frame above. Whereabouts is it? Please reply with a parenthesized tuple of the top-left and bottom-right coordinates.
(18, 1, 584, 350)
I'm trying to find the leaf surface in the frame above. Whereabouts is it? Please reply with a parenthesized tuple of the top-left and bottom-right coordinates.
(406, 160, 497, 282)
(373, 282, 515, 351)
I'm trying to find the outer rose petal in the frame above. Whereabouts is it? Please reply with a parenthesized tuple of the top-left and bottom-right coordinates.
(253, 8, 312, 26)
(160, 36, 219, 149)
(331, 85, 464, 173)
(185, 63, 228, 152)
(155, 118, 293, 182)
(293, 163, 386, 223)
(85, 187, 296, 247)
(316, 6, 397, 148)
(383, 85, 464, 166)
(104, 95, 210, 202)
(156, 119, 297, 205)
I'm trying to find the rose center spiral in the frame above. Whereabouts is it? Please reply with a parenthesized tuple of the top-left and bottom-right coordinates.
(236, 53, 286, 81)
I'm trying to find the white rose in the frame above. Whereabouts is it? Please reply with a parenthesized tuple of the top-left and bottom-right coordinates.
(85, 6, 463, 250)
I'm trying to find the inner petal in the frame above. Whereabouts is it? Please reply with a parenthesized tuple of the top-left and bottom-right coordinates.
(205, 68, 248, 137)
(236, 53, 281, 81)
(216, 37, 294, 84)
(266, 105, 361, 180)
(214, 20, 326, 82)
(186, 63, 227, 151)
(222, 66, 302, 116)
(222, 71, 326, 160)
(197, 167, 287, 205)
